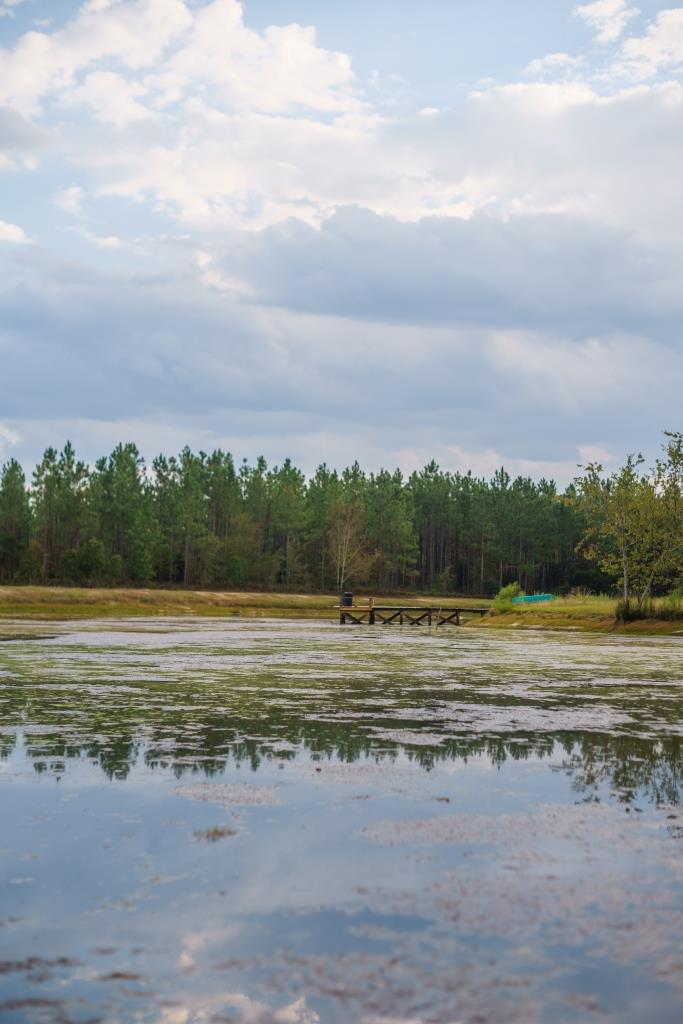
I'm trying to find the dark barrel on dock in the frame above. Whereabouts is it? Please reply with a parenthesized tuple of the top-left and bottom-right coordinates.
(341, 592, 353, 607)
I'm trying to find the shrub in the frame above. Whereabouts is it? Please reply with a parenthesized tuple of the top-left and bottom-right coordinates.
(493, 582, 522, 612)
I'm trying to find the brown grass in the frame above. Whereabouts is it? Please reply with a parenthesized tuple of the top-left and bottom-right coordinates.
(0, 586, 491, 622)
(0, 586, 680, 635)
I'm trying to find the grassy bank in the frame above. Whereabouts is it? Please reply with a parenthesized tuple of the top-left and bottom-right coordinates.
(481, 594, 683, 635)
(0, 587, 680, 635)
(0, 586, 491, 622)
(0, 586, 338, 620)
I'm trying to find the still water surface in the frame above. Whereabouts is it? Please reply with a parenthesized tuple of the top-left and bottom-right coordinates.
(1, 618, 682, 1023)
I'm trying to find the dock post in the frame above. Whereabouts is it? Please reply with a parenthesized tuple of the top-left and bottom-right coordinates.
(340, 591, 353, 625)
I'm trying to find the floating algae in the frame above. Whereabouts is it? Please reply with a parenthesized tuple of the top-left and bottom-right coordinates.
(1, 617, 682, 1023)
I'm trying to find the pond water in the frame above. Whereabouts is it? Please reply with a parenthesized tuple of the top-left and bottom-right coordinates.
(1, 618, 682, 1024)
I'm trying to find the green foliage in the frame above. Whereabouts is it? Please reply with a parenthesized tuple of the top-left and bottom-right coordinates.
(0, 432, 678, 600)
(0, 460, 30, 581)
(575, 432, 683, 612)
(493, 581, 522, 612)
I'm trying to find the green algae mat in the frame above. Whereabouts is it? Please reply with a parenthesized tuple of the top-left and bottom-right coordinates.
(1, 618, 682, 1023)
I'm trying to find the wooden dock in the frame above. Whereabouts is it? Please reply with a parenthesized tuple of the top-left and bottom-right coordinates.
(336, 603, 488, 626)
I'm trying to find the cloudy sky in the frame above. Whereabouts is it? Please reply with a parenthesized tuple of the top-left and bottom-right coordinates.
(1, 0, 681, 482)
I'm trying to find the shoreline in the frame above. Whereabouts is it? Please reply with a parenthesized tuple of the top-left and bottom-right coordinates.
(0, 586, 680, 636)
(478, 613, 682, 637)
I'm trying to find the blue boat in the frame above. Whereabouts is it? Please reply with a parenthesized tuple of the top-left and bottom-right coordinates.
(512, 594, 555, 604)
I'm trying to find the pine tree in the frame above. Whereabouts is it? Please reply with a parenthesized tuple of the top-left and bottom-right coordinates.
(0, 460, 30, 581)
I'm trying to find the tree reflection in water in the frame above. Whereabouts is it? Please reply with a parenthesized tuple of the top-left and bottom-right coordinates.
(1, 619, 680, 805)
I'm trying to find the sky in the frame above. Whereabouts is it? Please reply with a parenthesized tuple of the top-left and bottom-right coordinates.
(1, 0, 682, 484)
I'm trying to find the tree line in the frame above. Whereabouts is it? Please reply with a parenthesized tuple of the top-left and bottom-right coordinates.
(0, 436, 679, 597)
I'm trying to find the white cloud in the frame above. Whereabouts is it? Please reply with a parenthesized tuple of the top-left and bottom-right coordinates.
(405, 79, 683, 240)
(400, 443, 598, 482)
(63, 70, 153, 127)
(0, 0, 28, 18)
(578, 443, 614, 466)
(618, 8, 683, 79)
(0, 0, 357, 118)
(159, 0, 358, 115)
(55, 184, 85, 217)
(574, 0, 640, 44)
(195, 249, 254, 295)
(0, 107, 47, 164)
(42, 70, 682, 236)
(0, 423, 21, 462)
(2, 1, 682, 236)
(80, 103, 424, 229)
(524, 53, 584, 79)
(0, 0, 193, 115)
(83, 231, 122, 249)
(0, 219, 29, 243)
(0, 0, 370, 228)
